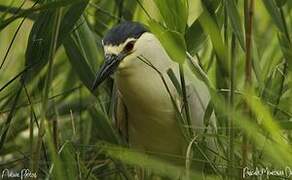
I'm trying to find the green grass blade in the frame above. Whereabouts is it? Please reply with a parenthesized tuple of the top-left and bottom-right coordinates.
(185, 20, 207, 55)
(224, 0, 245, 50)
(97, 142, 202, 179)
(262, 0, 285, 32)
(63, 35, 95, 93)
(198, 4, 230, 76)
(149, 20, 187, 63)
(0, 0, 83, 30)
(152, 0, 188, 33)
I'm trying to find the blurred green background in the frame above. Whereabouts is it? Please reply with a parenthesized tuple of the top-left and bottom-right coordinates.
(0, 0, 291, 179)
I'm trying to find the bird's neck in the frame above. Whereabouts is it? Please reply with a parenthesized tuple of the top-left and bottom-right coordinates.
(115, 60, 179, 113)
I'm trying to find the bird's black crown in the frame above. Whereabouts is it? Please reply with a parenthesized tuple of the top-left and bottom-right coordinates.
(103, 21, 148, 46)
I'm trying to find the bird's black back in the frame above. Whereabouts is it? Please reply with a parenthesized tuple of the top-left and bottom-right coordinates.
(103, 21, 148, 46)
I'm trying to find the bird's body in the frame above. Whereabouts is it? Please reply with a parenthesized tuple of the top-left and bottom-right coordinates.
(115, 33, 187, 159)
(93, 22, 216, 166)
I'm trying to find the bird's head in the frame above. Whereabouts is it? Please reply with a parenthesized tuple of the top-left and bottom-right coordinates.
(92, 21, 149, 90)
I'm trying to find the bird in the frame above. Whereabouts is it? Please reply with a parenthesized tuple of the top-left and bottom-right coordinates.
(92, 21, 217, 169)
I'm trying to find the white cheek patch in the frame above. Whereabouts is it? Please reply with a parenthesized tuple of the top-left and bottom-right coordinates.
(104, 45, 123, 55)
(103, 37, 143, 71)
(118, 53, 137, 69)
(118, 61, 127, 69)
(103, 38, 138, 55)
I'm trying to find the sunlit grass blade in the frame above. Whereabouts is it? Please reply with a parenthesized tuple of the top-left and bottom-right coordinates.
(148, 20, 187, 63)
(97, 142, 203, 179)
(152, 0, 188, 33)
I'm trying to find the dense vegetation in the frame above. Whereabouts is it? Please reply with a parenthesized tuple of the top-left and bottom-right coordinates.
(0, 0, 291, 179)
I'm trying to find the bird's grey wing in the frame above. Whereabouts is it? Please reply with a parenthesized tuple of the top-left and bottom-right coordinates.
(112, 87, 128, 143)
(183, 64, 217, 133)
(186, 84, 206, 132)
(185, 68, 218, 165)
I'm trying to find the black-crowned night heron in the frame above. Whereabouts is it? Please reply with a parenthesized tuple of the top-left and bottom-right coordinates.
(92, 21, 216, 168)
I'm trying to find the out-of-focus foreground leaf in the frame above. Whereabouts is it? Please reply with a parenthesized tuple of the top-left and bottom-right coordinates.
(153, 0, 188, 33)
(149, 21, 186, 63)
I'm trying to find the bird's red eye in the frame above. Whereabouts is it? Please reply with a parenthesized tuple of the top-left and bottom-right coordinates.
(124, 41, 135, 52)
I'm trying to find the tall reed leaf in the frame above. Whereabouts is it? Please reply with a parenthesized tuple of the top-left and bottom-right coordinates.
(63, 35, 95, 92)
(262, 0, 285, 32)
(224, 0, 245, 50)
(149, 21, 186, 63)
(71, 17, 101, 69)
(148, 0, 189, 63)
(153, 0, 188, 33)
(0, 0, 83, 30)
(23, 0, 88, 83)
(185, 20, 206, 55)
(198, 4, 230, 76)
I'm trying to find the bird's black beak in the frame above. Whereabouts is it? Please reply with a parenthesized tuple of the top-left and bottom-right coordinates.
(92, 53, 125, 90)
